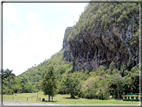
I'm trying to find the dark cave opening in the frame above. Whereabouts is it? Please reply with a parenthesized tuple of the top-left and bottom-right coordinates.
(104, 53, 107, 59)
(133, 61, 136, 66)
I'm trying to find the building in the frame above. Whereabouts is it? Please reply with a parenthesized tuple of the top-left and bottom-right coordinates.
(122, 93, 142, 101)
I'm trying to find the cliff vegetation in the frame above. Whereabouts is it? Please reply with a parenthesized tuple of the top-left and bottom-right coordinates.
(2, 2, 141, 100)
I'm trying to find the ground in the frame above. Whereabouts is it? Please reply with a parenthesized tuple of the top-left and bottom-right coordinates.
(2, 93, 140, 106)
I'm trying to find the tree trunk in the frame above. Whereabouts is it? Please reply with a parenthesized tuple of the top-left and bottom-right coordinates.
(23, 84, 24, 93)
(100, 89, 102, 100)
(52, 96, 53, 101)
(117, 90, 119, 100)
(117, 83, 119, 100)
(71, 93, 75, 98)
(48, 95, 50, 102)
(7, 81, 9, 95)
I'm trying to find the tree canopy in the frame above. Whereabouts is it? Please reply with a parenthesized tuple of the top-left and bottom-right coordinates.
(41, 66, 57, 101)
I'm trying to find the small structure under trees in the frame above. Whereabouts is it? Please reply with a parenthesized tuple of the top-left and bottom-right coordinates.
(122, 93, 142, 101)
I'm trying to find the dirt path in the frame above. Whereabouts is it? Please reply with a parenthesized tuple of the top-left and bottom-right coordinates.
(3, 101, 70, 106)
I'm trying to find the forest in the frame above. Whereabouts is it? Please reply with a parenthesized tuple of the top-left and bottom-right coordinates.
(2, 2, 141, 101)
(2, 53, 141, 100)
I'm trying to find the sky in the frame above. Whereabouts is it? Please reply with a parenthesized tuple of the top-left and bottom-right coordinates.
(3, 3, 88, 76)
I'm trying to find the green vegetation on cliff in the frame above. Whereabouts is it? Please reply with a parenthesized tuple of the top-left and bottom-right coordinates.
(67, 2, 139, 72)
(68, 3, 139, 43)
(63, 27, 73, 43)
(2, 2, 141, 102)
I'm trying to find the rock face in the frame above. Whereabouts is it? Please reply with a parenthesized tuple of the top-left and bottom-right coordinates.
(62, 27, 73, 63)
(63, 3, 139, 71)
(68, 23, 139, 71)
(63, 41, 72, 62)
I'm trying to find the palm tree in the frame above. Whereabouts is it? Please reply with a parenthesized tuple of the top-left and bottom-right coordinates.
(2, 69, 15, 95)
(20, 77, 28, 93)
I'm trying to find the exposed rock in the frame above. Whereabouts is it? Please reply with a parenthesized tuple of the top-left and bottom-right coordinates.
(62, 27, 73, 63)
(62, 3, 139, 71)
(68, 18, 139, 71)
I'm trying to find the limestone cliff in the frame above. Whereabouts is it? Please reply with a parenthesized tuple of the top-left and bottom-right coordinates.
(62, 27, 73, 62)
(63, 3, 139, 71)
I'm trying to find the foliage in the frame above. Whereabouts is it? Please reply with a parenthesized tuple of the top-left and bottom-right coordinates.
(62, 73, 80, 98)
(20, 77, 28, 93)
(41, 66, 57, 101)
(2, 69, 15, 95)
(67, 3, 139, 49)
(63, 27, 73, 42)
(93, 65, 107, 76)
(112, 73, 125, 99)
(4, 2, 140, 102)
(81, 75, 112, 100)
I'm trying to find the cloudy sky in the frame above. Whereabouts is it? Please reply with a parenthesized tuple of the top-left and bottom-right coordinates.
(3, 3, 88, 76)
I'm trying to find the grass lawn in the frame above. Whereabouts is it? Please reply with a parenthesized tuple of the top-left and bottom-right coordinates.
(3, 93, 140, 105)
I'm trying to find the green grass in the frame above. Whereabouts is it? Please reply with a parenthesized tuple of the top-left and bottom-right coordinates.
(3, 93, 140, 105)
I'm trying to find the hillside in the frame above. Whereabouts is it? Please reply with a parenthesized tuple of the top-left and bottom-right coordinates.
(18, 2, 140, 77)
(3, 2, 140, 100)
(67, 3, 139, 71)
(18, 48, 73, 83)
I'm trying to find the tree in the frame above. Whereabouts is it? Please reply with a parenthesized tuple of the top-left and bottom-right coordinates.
(112, 73, 125, 99)
(41, 66, 57, 102)
(35, 82, 41, 91)
(35, 75, 40, 82)
(93, 65, 107, 76)
(128, 65, 139, 93)
(107, 62, 116, 75)
(20, 77, 28, 93)
(62, 74, 80, 98)
(120, 64, 126, 77)
(98, 76, 112, 100)
(2, 69, 15, 95)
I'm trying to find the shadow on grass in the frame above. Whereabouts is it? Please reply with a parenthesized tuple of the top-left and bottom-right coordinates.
(63, 97, 79, 99)
(42, 100, 58, 102)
